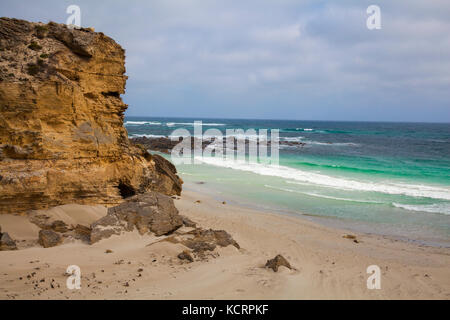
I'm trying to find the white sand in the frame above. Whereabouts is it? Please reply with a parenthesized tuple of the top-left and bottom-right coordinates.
(0, 190, 449, 299)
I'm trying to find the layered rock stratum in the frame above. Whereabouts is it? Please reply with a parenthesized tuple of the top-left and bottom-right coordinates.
(0, 18, 182, 214)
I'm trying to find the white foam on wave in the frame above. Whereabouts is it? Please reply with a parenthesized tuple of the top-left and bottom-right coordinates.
(264, 185, 384, 204)
(179, 172, 195, 176)
(130, 134, 166, 138)
(166, 122, 225, 127)
(203, 133, 267, 141)
(280, 136, 359, 147)
(281, 137, 304, 142)
(392, 203, 450, 215)
(195, 157, 450, 201)
(125, 121, 161, 126)
(302, 140, 359, 147)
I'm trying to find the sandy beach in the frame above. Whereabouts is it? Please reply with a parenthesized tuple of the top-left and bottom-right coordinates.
(1, 188, 449, 300)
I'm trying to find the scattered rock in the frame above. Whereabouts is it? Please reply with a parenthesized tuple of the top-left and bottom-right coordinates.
(27, 213, 52, 230)
(164, 228, 240, 255)
(195, 200, 201, 204)
(186, 240, 216, 252)
(177, 250, 194, 263)
(105, 249, 113, 254)
(90, 192, 183, 243)
(181, 215, 196, 228)
(90, 214, 123, 244)
(50, 220, 69, 233)
(185, 229, 239, 252)
(222, 201, 226, 205)
(38, 230, 62, 248)
(0, 227, 17, 251)
(343, 234, 360, 243)
(74, 224, 91, 242)
(265, 254, 293, 272)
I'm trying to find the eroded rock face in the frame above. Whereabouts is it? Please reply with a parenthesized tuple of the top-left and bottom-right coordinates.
(0, 18, 182, 213)
(90, 192, 183, 243)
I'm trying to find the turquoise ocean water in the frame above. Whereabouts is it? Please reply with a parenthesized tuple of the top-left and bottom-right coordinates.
(125, 117, 450, 246)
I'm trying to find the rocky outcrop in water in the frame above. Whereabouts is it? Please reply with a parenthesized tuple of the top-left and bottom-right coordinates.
(0, 18, 182, 214)
(130, 136, 305, 154)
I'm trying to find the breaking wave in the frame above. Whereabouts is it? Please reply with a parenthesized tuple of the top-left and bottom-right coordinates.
(195, 157, 450, 201)
(166, 122, 226, 127)
(392, 203, 450, 215)
(124, 121, 162, 126)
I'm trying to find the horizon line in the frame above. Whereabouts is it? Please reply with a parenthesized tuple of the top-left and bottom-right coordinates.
(124, 115, 450, 125)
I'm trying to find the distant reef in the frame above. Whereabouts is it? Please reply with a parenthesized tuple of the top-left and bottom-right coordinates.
(0, 18, 182, 214)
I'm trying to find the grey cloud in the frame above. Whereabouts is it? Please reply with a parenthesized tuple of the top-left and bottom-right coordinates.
(0, 0, 449, 122)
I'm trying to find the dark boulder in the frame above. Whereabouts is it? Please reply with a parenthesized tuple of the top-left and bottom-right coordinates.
(166, 228, 240, 254)
(177, 250, 194, 263)
(181, 215, 197, 228)
(0, 226, 17, 251)
(90, 192, 183, 243)
(38, 229, 62, 248)
(265, 254, 293, 272)
(74, 224, 91, 242)
(50, 220, 69, 233)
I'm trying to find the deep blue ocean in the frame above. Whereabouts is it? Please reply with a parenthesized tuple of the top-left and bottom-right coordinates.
(125, 117, 450, 246)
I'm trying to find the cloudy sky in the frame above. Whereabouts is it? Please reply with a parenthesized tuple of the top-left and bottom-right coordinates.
(1, 0, 449, 122)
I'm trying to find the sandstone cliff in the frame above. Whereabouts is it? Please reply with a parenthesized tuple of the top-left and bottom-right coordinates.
(0, 18, 182, 214)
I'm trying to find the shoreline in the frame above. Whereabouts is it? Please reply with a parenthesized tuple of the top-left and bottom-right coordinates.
(1, 188, 449, 299)
(182, 181, 450, 249)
